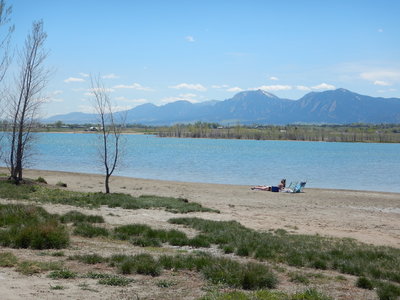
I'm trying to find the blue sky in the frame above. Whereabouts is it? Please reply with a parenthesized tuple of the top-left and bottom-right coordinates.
(7, 0, 400, 117)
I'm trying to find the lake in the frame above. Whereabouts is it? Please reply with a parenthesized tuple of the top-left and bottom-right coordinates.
(3, 133, 400, 192)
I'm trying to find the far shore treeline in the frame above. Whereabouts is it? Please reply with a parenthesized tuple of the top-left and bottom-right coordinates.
(7, 121, 400, 143)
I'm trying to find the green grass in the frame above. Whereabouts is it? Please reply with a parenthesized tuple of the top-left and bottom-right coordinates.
(73, 223, 109, 238)
(198, 288, 333, 300)
(0, 204, 69, 249)
(69, 254, 108, 264)
(169, 217, 400, 284)
(60, 210, 105, 224)
(0, 180, 218, 213)
(74, 251, 277, 290)
(0, 252, 18, 267)
(16, 260, 63, 275)
(48, 269, 77, 279)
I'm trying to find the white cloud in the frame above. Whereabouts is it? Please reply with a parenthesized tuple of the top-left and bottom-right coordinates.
(102, 73, 119, 79)
(378, 28, 384, 33)
(160, 93, 201, 104)
(269, 76, 279, 81)
(169, 83, 207, 91)
(79, 73, 89, 78)
(227, 87, 243, 92)
(211, 84, 229, 89)
(78, 105, 96, 114)
(311, 83, 336, 90)
(360, 70, 400, 81)
(64, 77, 85, 83)
(296, 85, 312, 91)
(254, 85, 292, 91)
(185, 36, 195, 42)
(113, 83, 152, 91)
(179, 93, 197, 99)
(115, 96, 148, 104)
(374, 80, 391, 86)
(88, 87, 115, 93)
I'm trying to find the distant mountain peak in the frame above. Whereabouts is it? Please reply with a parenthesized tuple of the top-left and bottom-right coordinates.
(258, 89, 279, 98)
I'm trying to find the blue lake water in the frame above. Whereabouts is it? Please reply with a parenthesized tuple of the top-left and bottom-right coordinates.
(3, 133, 400, 192)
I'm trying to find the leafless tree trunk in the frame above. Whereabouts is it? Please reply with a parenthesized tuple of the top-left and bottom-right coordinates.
(91, 75, 124, 193)
(7, 20, 48, 184)
(0, 0, 13, 85)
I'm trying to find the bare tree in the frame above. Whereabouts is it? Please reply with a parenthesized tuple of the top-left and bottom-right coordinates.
(0, 0, 13, 84)
(7, 20, 48, 184)
(91, 75, 124, 193)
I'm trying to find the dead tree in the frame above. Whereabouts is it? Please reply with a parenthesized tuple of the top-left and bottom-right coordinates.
(7, 20, 48, 184)
(91, 76, 124, 193)
(0, 0, 13, 84)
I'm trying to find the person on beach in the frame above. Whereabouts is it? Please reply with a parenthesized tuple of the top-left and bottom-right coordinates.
(251, 179, 286, 191)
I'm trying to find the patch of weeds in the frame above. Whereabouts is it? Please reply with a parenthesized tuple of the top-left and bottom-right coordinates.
(98, 275, 133, 286)
(50, 285, 65, 290)
(199, 289, 333, 300)
(0, 181, 218, 214)
(17, 261, 63, 275)
(202, 259, 277, 290)
(73, 223, 109, 238)
(48, 269, 77, 279)
(335, 275, 347, 282)
(376, 281, 400, 300)
(69, 254, 107, 264)
(56, 181, 67, 187)
(60, 211, 104, 224)
(156, 279, 177, 288)
(291, 288, 333, 300)
(78, 282, 99, 292)
(288, 272, 310, 285)
(51, 251, 65, 257)
(0, 204, 69, 249)
(119, 253, 161, 276)
(168, 217, 400, 284)
(356, 276, 373, 290)
(0, 252, 18, 267)
(36, 177, 47, 184)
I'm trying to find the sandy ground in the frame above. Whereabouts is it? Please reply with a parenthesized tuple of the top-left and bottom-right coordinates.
(0, 168, 399, 300)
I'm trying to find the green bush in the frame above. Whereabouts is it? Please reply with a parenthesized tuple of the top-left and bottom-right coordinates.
(376, 281, 400, 300)
(98, 275, 133, 286)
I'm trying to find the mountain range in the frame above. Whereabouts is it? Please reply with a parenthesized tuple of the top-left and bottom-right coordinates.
(45, 88, 400, 125)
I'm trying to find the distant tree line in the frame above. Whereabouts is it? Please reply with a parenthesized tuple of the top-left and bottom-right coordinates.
(156, 122, 400, 143)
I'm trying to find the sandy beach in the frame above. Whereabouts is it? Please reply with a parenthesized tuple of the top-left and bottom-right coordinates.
(0, 167, 399, 300)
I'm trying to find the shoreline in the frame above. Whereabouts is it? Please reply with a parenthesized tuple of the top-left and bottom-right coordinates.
(1, 167, 399, 248)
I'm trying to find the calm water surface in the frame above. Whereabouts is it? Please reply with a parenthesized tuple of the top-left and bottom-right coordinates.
(7, 133, 400, 192)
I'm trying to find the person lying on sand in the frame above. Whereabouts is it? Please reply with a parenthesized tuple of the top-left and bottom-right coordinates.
(251, 179, 286, 191)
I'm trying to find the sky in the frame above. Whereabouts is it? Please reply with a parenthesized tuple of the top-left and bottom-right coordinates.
(5, 0, 400, 117)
